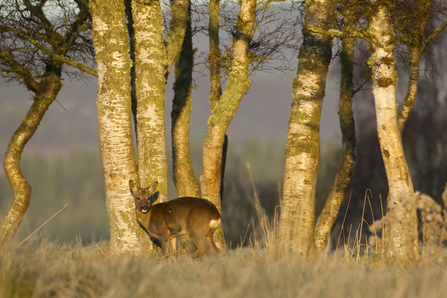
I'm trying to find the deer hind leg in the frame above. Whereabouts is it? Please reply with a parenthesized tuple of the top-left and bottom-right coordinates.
(189, 231, 214, 256)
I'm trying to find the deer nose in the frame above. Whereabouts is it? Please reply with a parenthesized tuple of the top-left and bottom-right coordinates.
(141, 206, 148, 213)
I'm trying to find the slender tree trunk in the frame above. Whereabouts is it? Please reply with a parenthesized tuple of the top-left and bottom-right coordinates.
(131, 0, 168, 202)
(280, 0, 336, 254)
(397, 0, 430, 135)
(171, 4, 200, 198)
(200, 0, 256, 250)
(165, 0, 190, 78)
(369, 4, 418, 260)
(398, 48, 421, 135)
(90, 0, 141, 254)
(314, 35, 356, 250)
(0, 73, 62, 254)
(208, 0, 222, 109)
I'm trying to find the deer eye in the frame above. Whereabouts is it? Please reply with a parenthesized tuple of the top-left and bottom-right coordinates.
(136, 197, 140, 200)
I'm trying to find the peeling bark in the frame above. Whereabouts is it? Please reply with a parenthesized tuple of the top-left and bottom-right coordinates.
(280, 0, 337, 254)
(131, 0, 168, 202)
(90, 0, 141, 254)
(369, 4, 418, 261)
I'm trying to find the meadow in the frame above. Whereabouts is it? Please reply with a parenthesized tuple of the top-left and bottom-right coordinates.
(2, 238, 447, 298)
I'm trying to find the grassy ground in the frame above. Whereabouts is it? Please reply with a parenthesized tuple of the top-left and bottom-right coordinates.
(2, 240, 447, 298)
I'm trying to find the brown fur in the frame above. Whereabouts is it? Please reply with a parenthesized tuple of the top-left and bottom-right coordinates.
(129, 180, 221, 256)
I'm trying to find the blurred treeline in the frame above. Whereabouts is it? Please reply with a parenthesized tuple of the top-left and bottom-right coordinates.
(0, 150, 109, 244)
(1, 84, 446, 247)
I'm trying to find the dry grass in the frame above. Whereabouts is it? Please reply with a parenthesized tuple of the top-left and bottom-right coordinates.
(3, 185, 447, 297)
(1, 235, 447, 298)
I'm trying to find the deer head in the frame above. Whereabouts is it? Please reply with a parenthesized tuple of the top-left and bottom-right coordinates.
(129, 180, 221, 256)
(130, 180, 159, 214)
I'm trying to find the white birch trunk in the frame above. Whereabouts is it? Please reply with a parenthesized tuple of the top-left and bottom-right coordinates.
(132, 0, 169, 202)
(369, 4, 418, 260)
(90, 0, 141, 254)
(280, 0, 336, 254)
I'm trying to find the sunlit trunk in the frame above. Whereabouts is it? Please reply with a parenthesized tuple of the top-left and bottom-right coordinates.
(369, 4, 418, 260)
(90, 0, 141, 254)
(131, 0, 168, 203)
(280, 0, 336, 254)
(171, 4, 200, 198)
(200, 0, 256, 250)
(0, 73, 62, 254)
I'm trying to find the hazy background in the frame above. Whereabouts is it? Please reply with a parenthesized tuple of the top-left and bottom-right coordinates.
(1, 41, 446, 248)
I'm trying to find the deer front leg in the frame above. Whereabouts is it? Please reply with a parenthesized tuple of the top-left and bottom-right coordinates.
(160, 238, 171, 256)
(169, 238, 177, 254)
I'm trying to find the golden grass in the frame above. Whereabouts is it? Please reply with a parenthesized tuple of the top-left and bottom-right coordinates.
(2, 238, 447, 298)
(3, 185, 447, 297)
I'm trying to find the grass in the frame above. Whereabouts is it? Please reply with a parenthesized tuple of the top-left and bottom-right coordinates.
(3, 185, 447, 298)
(2, 239, 447, 298)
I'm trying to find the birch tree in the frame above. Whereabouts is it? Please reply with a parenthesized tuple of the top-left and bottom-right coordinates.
(0, 0, 95, 254)
(314, 23, 356, 250)
(309, 0, 447, 260)
(131, 0, 169, 201)
(280, 0, 337, 254)
(200, 0, 257, 250)
(89, 0, 142, 254)
(171, 3, 200, 198)
(131, 0, 190, 203)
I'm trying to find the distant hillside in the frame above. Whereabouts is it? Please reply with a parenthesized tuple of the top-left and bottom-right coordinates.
(0, 67, 343, 160)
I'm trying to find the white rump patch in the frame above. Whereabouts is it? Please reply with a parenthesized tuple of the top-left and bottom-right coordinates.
(210, 219, 221, 229)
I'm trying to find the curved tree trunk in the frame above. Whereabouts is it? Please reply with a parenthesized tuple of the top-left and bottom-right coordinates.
(280, 0, 337, 254)
(0, 73, 62, 254)
(200, 0, 256, 251)
(171, 5, 200, 198)
(369, 4, 418, 261)
(90, 0, 141, 254)
(314, 35, 356, 250)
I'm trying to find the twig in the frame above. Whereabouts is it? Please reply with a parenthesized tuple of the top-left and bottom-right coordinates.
(18, 204, 69, 247)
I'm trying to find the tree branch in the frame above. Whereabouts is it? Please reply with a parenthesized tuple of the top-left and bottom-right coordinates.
(421, 20, 447, 55)
(0, 50, 39, 92)
(307, 25, 371, 42)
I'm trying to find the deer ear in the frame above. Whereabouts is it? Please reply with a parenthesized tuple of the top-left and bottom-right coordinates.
(147, 181, 158, 194)
(150, 191, 160, 204)
(129, 180, 139, 195)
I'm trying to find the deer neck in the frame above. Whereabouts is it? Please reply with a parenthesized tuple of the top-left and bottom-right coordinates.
(136, 209, 152, 228)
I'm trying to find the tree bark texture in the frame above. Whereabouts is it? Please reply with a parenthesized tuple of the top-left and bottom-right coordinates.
(369, 4, 418, 260)
(200, 0, 257, 250)
(397, 0, 430, 134)
(165, 0, 190, 78)
(90, 0, 141, 254)
(131, 0, 168, 202)
(280, 0, 336, 254)
(171, 4, 200, 198)
(208, 0, 223, 109)
(0, 73, 62, 254)
(314, 35, 356, 251)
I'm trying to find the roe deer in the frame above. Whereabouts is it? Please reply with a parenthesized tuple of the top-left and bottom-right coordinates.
(129, 180, 221, 256)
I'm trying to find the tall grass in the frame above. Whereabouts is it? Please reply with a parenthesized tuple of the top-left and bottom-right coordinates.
(2, 239, 447, 298)
(3, 177, 447, 298)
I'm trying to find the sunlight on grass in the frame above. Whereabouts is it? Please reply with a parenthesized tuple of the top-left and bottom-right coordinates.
(2, 239, 447, 298)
